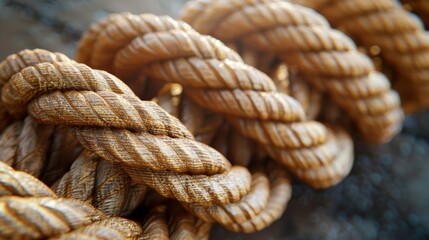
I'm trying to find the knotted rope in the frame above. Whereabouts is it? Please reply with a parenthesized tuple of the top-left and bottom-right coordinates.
(153, 85, 292, 232)
(77, 12, 353, 188)
(180, 0, 403, 143)
(1, 49, 288, 234)
(293, 0, 429, 113)
(0, 49, 252, 205)
(0, 161, 143, 239)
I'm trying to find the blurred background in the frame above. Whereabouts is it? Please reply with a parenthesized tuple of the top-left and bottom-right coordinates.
(1, 0, 429, 239)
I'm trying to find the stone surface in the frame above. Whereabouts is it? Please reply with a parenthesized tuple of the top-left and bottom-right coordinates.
(1, 0, 428, 239)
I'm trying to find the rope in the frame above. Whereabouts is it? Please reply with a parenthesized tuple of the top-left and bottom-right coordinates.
(76, 12, 353, 188)
(184, 163, 292, 233)
(180, 0, 403, 144)
(141, 204, 212, 239)
(293, 0, 429, 113)
(0, 49, 252, 205)
(0, 161, 142, 239)
(51, 150, 148, 217)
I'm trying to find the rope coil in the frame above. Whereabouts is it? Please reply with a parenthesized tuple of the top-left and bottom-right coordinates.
(293, 0, 429, 113)
(0, 49, 252, 206)
(180, 0, 403, 143)
(77, 12, 354, 188)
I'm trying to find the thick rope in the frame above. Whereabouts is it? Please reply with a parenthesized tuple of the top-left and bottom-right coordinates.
(0, 116, 82, 185)
(185, 164, 292, 233)
(0, 49, 252, 205)
(51, 150, 148, 217)
(180, 0, 403, 143)
(76, 12, 353, 188)
(0, 115, 147, 217)
(154, 84, 293, 232)
(141, 204, 212, 240)
(0, 161, 142, 239)
(293, 0, 429, 113)
(154, 84, 263, 167)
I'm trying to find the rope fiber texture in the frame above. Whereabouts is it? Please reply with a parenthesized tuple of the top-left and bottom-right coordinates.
(180, 0, 404, 144)
(0, 49, 252, 207)
(292, 0, 429, 113)
(76, 12, 354, 189)
(0, 161, 143, 240)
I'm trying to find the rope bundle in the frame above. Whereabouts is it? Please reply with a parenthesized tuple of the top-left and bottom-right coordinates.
(2, 0, 416, 237)
(0, 161, 143, 239)
(293, 0, 429, 113)
(180, 0, 403, 143)
(76, 12, 354, 189)
(0, 48, 292, 236)
(0, 49, 252, 206)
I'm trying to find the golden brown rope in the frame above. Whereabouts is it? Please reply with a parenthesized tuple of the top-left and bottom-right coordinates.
(0, 49, 252, 205)
(141, 204, 212, 240)
(153, 84, 293, 232)
(184, 164, 292, 233)
(0, 161, 143, 240)
(0, 116, 82, 185)
(181, 0, 403, 143)
(293, 0, 429, 113)
(0, 115, 147, 217)
(154, 84, 263, 167)
(76, 12, 353, 188)
(51, 150, 148, 217)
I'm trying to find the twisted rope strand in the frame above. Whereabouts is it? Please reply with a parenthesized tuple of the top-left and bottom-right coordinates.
(153, 83, 292, 232)
(51, 150, 148, 217)
(0, 49, 252, 205)
(0, 162, 142, 239)
(181, 0, 403, 143)
(77, 12, 352, 188)
(140, 204, 212, 239)
(0, 116, 81, 183)
(185, 165, 292, 233)
(294, 0, 429, 113)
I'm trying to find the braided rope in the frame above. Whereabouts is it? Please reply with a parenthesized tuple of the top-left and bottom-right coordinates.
(0, 161, 142, 239)
(180, 0, 403, 143)
(77, 12, 353, 188)
(0, 49, 252, 205)
(293, 0, 429, 113)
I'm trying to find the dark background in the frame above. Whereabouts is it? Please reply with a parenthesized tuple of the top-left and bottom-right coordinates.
(1, 0, 428, 239)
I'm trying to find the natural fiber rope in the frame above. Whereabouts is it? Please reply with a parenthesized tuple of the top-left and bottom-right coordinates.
(0, 115, 147, 217)
(153, 84, 293, 233)
(154, 84, 264, 167)
(51, 150, 148, 217)
(180, 0, 403, 143)
(0, 161, 143, 239)
(184, 164, 292, 233)
(76, 12, 353, 188)
(0, 49, 252, 205)
(293, 0, 429, 113)
(141, 204, 212, 240)
(0, 116, 82, 184)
